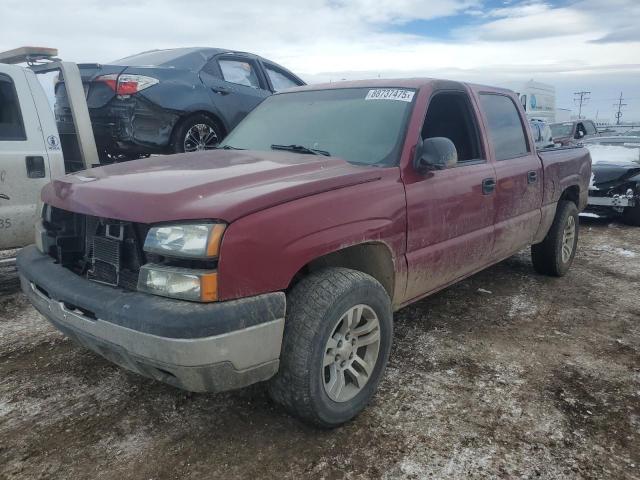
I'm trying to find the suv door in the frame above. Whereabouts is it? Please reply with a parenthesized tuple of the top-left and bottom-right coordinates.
(0, 66, 51, 249)
(477, 93, 543, 260)
(199, 54, 271, 130)
(404, 90, 496, 301)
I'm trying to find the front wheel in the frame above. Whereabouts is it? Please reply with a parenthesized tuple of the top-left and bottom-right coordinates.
(268, 268, 393, 428)
(531, 200, 579, 276)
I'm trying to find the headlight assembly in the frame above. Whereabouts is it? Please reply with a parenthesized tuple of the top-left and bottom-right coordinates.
(143, 223, 225, 259)
(137, 264, 218, 302)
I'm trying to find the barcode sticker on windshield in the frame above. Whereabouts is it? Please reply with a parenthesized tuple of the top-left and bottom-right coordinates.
(365, 89, 415, 102)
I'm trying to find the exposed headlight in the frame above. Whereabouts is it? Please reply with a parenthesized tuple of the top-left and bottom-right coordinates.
(143, 223, 225, 258)
(137, 264, 218, 302)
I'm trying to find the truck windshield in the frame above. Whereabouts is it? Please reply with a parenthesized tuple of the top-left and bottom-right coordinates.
(550, 123, 573, 138)
(221, 88, 416, 166)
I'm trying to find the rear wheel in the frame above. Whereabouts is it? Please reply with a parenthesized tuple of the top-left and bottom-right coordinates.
(171, 114, 222, 153)
(531, 200, 579, 276)
(268, 268, 393, 428)
(622, 201, 640, 226)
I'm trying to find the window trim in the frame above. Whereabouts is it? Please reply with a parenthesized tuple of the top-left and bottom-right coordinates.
(215, 55, 266, 90)
(478, 92, 532, 162)
(420, 89, 487, 168)
(262, 62, 303, 92)
(0, 73, 27, 142)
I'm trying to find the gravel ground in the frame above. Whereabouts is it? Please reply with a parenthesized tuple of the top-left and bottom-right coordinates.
(0, 219, 638, 479)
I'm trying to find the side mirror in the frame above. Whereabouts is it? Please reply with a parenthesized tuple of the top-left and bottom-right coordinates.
(414, 137, 458, 173)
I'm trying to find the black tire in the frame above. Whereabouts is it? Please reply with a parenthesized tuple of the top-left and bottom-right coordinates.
(171, 114, 222, 153)
(622, 203, 640, 226)
(531, 200, 579, 276)
(268, 268, 393, 428)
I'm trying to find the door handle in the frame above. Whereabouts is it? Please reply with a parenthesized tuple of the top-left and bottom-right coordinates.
(527, 171, 538, 184)
(26, 156, 46, 179)
(0, 194, 9, 200)
(482, 178, 496, 195)
(210, 86, 232, 95)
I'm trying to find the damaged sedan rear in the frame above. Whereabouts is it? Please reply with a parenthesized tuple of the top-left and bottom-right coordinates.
(585, 141, 640, 225)
(54, 47, 305, 163)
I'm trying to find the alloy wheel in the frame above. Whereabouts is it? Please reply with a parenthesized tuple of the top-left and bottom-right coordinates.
(183, 124, 219, 152)
(561, 215, 576, 263)
(323, 304, 381, 402)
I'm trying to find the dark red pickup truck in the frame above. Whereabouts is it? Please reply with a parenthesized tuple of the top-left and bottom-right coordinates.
(18, 78, 591, 427)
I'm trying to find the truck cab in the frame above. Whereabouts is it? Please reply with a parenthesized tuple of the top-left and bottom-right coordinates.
(0, 62, 65, 249)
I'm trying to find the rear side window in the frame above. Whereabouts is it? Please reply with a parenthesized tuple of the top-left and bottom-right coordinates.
(479, 94, 529, 160)
(265, 65, 301, 92)
(0, 74, 26, 141)
(218, 59, 260, 88)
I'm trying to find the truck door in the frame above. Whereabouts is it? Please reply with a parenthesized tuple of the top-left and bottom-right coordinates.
(0, 66, 51, 249)
(403, 90, 496, 301)
(476, 93, 543, 259)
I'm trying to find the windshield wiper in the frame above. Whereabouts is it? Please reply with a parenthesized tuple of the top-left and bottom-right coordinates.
(218, 144, 244, 150)
(271, 144, 331, 156)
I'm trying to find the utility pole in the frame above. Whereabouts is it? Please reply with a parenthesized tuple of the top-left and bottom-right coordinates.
(613, 92, 627, 125)
(573, 91, 591, 119)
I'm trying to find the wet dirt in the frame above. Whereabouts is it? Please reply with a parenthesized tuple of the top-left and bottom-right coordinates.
(0, 220, 638, 479)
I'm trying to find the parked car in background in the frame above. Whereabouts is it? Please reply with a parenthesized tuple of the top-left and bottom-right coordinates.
(54, 48, 305, 162)
(529, 119, 554, 150)
(19, 78, 591, 427)
(550, 119, 599, 146)
(584, 140, 640, 225)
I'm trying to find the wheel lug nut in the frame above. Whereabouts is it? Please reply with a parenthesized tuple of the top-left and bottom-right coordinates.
(351, 338, 356, 345)
(349, 353, 354, 359)
(335, 354, 341, 362)
(337, 340, 343, 348)
(340, 360, 347, 367)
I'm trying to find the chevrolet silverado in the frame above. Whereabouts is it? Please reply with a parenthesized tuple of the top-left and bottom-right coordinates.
(17, 79, 591, 427)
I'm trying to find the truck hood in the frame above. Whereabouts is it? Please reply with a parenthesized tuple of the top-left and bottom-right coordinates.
(42, 150, 384, 223)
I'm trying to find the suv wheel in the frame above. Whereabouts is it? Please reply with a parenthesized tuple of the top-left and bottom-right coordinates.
(172, 114, 222, 153)
(269, 268, 393, 428)
(531, 200, 579, 276)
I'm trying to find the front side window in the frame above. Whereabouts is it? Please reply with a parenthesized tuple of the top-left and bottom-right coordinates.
(218, 59, 260, 88)
(221, 87, 415, 166)
(265, 65, 301, 92)
(479, 94, 529, 160)
(550, 122, 573, 138)
(584, 121, 597, 135)
(0, 75, 26, 141)
(422, 92, 482, 163)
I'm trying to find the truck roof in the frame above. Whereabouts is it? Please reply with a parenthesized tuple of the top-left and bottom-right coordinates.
(282, 77, 515, 95)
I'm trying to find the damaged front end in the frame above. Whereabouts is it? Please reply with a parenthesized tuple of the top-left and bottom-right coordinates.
(587, 164, 640, 217)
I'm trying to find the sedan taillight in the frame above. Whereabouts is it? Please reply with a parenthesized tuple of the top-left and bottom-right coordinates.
(95, 73, 159, 95)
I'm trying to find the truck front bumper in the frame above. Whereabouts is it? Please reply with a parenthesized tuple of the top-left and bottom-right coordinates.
(17, 246, 285, 393)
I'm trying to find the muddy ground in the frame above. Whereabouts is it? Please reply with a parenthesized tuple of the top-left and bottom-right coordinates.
(0, 219, 638, 480)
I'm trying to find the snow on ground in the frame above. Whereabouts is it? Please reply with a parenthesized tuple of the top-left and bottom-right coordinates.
(586, 144, 640, 165)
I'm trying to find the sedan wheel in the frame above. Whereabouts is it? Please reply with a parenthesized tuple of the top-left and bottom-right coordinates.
(183, 123, 219, 152)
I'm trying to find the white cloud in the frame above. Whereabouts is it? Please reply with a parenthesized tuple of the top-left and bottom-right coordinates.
(0, 0, 638, 119)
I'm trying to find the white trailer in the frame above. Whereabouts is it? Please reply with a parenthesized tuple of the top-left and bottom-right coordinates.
(502, 80, 556, 123)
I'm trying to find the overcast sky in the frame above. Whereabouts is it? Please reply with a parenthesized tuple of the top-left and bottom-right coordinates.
(2, 0, 639, 122)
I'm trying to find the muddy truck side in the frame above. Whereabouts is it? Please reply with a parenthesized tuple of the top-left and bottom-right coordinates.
(17, 79, 591, 427)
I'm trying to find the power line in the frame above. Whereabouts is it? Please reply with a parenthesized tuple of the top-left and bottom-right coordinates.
(573, 91, 591, 119)
(613, 92, 627, 125)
